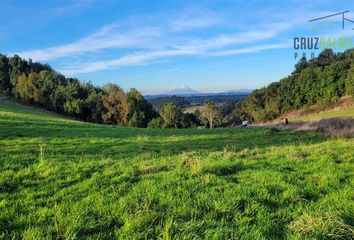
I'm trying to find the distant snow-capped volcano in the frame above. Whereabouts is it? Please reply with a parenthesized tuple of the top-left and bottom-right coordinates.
(168, 84, 200, 95)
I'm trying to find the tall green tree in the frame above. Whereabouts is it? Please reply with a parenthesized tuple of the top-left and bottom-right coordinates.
(127, 88, 155, 127)
(159, 102, 182, 128)
(52, 85, 68, 113)
(14, 74, 29, 103)
(345, 64, 354, 96)
(102, 84, 130, 125)
(9, 55, 29, 89)
(0, 54, 11, 94)
(82, 90, 103, 123)
(26, 72, 40, 104)
(36, 70, 60, 108)
(200, 101, 220, 129)
(293, 56, 308, 74)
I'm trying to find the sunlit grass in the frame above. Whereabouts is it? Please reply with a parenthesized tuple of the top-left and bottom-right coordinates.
(0, 100, 353, 239)
(292, 107, 354, 122)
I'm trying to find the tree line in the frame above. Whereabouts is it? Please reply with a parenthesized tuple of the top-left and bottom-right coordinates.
(0, 54, 225, 128)
(0, 54, 160, 127)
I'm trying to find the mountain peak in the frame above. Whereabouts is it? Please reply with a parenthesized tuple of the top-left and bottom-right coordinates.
(168, 85, 199, 96)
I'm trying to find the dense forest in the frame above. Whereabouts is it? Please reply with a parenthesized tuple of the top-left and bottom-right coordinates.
(1, 49, 353, 128)
(235, 49, 354, 123)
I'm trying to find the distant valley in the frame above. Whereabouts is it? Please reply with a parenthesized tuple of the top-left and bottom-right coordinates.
(144, 84, 252, 99)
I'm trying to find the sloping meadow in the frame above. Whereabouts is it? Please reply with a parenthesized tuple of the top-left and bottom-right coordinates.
(0, 101, 353, 239)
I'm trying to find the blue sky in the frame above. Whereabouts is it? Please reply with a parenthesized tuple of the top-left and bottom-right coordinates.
(1, 0, 354, 94)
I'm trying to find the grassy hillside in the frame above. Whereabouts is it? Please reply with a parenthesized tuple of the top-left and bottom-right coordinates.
(1, 100, 353, 239)
(275, 97, 354, 123)
(291, 107, 354, 122)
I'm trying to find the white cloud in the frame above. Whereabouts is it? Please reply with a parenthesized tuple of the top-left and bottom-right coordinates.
(58, 22, 291, 75)
(169, 9, 218, 31)
(60, 42, 289, 75)
(209, 43, 289, 56)
(13, 9, 221, 62)
(60, 48, 198, 75)
(175, 23, 289, 51)
(15, 24, 161, 61)
(13, 7, 295, 75)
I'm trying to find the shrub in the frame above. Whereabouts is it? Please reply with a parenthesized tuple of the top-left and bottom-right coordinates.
(147, 117, 163, 128)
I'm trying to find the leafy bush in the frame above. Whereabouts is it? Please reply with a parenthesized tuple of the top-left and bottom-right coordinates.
(147, 117, 163, 128)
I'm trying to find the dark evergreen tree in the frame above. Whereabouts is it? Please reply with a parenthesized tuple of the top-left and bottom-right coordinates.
(0, 54, 11, 94)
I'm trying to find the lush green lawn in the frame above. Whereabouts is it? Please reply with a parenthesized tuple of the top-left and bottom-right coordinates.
(291, 107, 354, 122)
(0, 100, 353, 239)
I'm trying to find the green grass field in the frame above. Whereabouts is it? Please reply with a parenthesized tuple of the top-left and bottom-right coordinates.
(1, 100, 354, 239)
